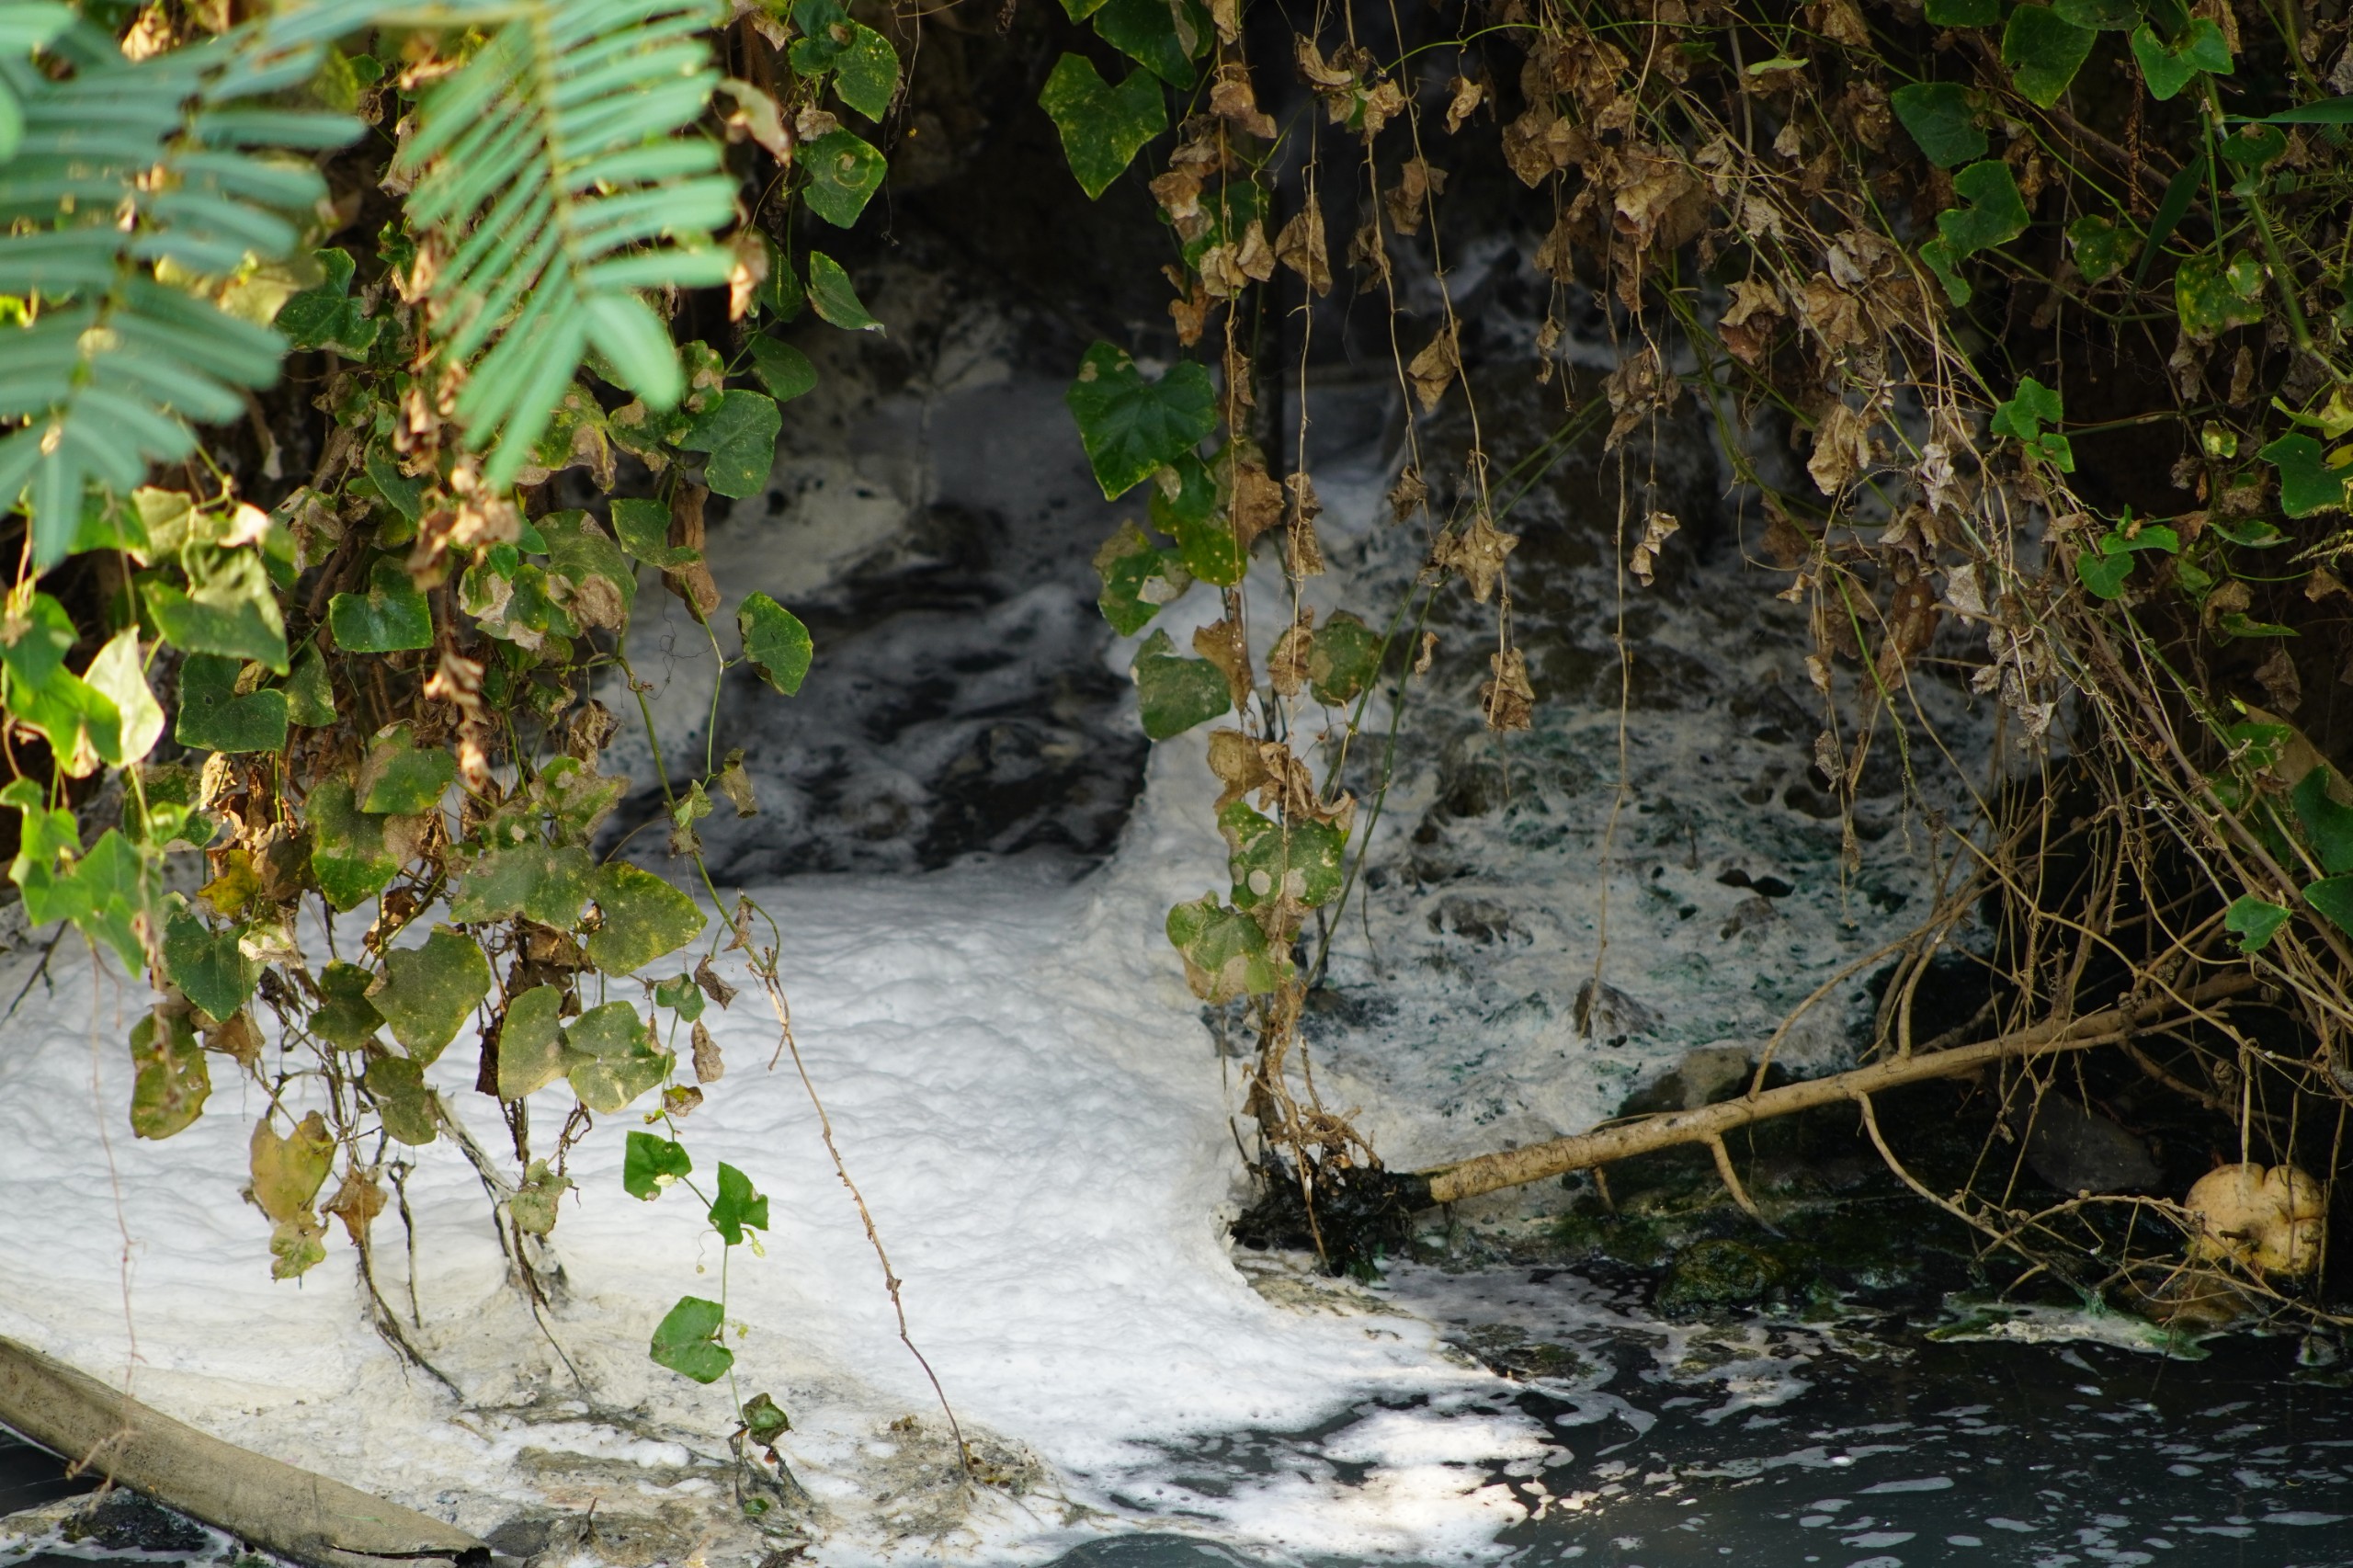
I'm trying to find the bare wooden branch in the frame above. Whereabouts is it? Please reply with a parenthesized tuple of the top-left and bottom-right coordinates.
(0, 1335, 485, 1568)
(1420, 974, 2256, 1205)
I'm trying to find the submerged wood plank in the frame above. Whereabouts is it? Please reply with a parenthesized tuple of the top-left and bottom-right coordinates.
(0, 1335, 486, 1568)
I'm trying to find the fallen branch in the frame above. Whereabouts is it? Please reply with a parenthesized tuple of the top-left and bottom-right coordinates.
(0, 1335, 487, 1568)
(1417, 973, 2256, 1205)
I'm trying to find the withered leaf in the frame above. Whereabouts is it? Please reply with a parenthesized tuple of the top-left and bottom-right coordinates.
(694, 953, 739, 1010)
(322, 1166, 386, 1246)
(1807, 402, 1874, 496)
(1193, 618, 1256, 710)
(1230, 459, 1285, 549)
(1433, 513, 1519, 604)
(1207, 728, 1274, 809)
(1383, 158, 1448, 237)
(1444, 74, 1485, 133)
(1482, 647, 1536, 732)
(1209, 66, 1277, 139)
(1407, 324, 1460, 413)
(1267, 619, 1314, 697)
(1388, 466, 1429, 523)
(1275, 198, 1332, 297)
(1630, 511, 1680, 587)
(691, 1018, 724, 1084)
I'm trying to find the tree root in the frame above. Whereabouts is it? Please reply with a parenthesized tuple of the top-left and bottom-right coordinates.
(1415, 973, 2256, 1206)
(0, 1335, 486, 1568)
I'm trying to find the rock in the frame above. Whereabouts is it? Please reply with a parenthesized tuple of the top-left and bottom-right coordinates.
(1658, 1237, 1779, 1309)
(2185, 1162, 2326, 1276)
(2008, 1094, 2160, 1195)
(1573, 979, 1662, 1043)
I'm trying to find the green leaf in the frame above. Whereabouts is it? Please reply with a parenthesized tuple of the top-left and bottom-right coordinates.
(649, 1295, 733, 1383)
(2177, 251, 2267, 340)
(1153, 454, 1242, 586)
(509, 1160, 572, 1235)
(1090, 0, 1211, 87)
(1131, 628, 1231, 739)
(1221, 801, 1346, 911)
(1923, 0, 1998, 23)
(708, 1162, 769, 1244)
(358, 725, 459, 814)
(494, 985, 568, 1099)
(365, 444, 429, 527)
(2291, 767, 2353, 874)
(2131, 18, 2231, 99)
(2067, 214, 2136, 283)
(329, 559, 433, 653)
(611, 496, 699, 568)
(83, 631, 164, 767)
(624, 1130, 693, 1200)
(175, 653, 289, 755)
(1165, 893, 1286, 1003)
(739, 593, 813, 696)
(1891, 82, 1986, 168)
(2252, 94, 2353, 124)
(2223, 896, 2282, 951)
(129, 1010, 210, 1142)
(540, 510, 636, 619)
(164, 909, 255, 1024)
(2136, 163, 2204, 288)
(142, 558, 290, 672)
(1093, 520, 1193, 636)
(453, 841, 597, 926)
(681, 390, 782, 500)
(365, 1055, 438, 1146)
(2306, 874, 2353, 938)
(285, 644, 336, 727)
(565, 1001, 670, 1112)
(309, 961, 385, 1050)
(1039, 53, 1167, 200)
(1990, 376, 2075, 470)
(276, 247, 380, 358)
(2260, 433, 2353, 517)
(1309, 612, 1383, 706)
(800, 128, 887, 228)
(806, 251, 882, 332)
(2053, 0, 2134, 26)
(748, 337, 818, 403)
(2001, 6, 2096, 108)
(1066, 342, 1217, 499)
(0, 594, 74, 692)
(304, 779, 401, 911)
(2075, 547, 2135, 599)
(833, 25, 900, 119)
(586, 863, 706, 975)
(370, 926, 491, 1066)
(1920, 159, 2030, 305)
(2219, 123, 2288, 172)
(742, 1392, 790, 1445)
(655, 971, 707, 1022)
(789, 0, 856, 70)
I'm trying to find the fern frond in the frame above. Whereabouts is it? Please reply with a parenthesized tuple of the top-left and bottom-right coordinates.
(0, 4, 369, 568)
(393, 0, 737, 486)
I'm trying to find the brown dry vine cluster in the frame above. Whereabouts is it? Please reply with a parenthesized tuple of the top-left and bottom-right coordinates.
(1071, 0, 2353, 1320)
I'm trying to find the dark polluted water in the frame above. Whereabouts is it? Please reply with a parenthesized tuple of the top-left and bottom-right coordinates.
(9, 1302, 2351, 1568)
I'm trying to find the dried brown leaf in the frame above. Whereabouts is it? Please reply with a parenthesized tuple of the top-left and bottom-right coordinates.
(691, 1018, 724, 1084)
(1194, 618, 1256, 710)
(1433, 513, 1519, 603)
(1275, 199, 1332, 296)
(1630, 510, 1680, 587)
(1482, 647, 1535, 732)
(1407, 324, 1460, 413)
